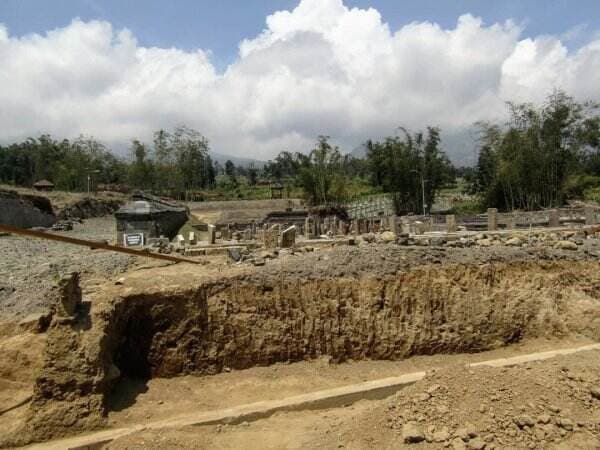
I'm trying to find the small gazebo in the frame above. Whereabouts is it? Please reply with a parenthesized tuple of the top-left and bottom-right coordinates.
(33, 179, 55, 192)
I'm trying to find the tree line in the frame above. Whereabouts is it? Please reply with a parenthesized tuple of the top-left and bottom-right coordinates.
(469, 91, 600, 210)
(1, 90, 598, 212)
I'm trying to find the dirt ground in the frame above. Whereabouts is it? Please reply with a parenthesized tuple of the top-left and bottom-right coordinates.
(105, 347, 600, 450)
(105, 337, 594, 429)
(1, 221, 600, 448)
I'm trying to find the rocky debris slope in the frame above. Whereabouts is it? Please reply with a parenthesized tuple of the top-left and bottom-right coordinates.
(385, 351, 600, 449)
(0, 189, 56, 229)
(0, 217, 133, 320)
(58, 197, 123, 220)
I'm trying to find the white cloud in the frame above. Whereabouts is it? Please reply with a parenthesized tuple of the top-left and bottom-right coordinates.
(0, 0, 599, 163)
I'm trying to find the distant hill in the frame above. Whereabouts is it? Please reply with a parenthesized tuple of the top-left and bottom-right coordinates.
(210, 152, 266, 168)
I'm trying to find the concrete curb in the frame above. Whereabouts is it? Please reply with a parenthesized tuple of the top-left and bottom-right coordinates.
(24, 343, 600, 450)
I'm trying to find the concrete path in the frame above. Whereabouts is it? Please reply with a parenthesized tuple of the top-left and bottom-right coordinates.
(24, 343, 600, 450)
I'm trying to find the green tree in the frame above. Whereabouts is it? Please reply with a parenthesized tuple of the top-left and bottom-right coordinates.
(128, 139, 154, 189)
(299, 136, 348, 205)
(248, 163, 259, 186)
(366, 127, 453, 214)
(472, 91, 600, 210)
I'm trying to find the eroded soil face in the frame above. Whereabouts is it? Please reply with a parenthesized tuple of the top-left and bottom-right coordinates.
(1, 243, 600, 447)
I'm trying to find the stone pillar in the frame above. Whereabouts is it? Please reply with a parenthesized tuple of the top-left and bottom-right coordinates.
(304, 217, 311, 238)
(401, 217, 411, 234)
(388, 216, 398, 234)
(549, 209, 560, 228)
(332, 217, 337, 235)
(487, 208, 498, 231)
(585, 206, 596, 225)
(207, 224, 216, 245)
(352, 219, 359, 237)
(188, 231, 197, 245)
(507, 215, 517, 230)
(445, 214, 457, 233)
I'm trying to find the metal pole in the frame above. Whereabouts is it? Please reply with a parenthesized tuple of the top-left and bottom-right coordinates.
(421, 174, 426, 216)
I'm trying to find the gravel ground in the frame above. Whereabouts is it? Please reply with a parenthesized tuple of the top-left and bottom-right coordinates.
(0, 217, 134, 320)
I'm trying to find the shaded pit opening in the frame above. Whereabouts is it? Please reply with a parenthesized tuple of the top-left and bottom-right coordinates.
(113, 309, 156, 380)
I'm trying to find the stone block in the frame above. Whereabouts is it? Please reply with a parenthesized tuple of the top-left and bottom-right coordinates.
(281, 225, 296, 248)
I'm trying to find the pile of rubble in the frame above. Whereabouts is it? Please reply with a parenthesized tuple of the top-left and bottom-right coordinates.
(357, 228, 600, 252)
(384, 357, 600, 449)
(50, 218, 82, 231)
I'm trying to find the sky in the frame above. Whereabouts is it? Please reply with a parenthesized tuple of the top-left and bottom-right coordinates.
(1, 0, 600, 164)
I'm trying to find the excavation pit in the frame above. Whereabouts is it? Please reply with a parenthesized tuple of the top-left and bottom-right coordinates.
(4, 245, 600, 447)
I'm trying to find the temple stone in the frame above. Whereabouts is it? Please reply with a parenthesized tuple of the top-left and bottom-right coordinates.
(57, 272, 81, 317)
(585, 206, 596, 225)
(263, 225, 279, 249)
(445, 215, 457, 233)
(487, 208, 498, 231)
(401, 217, 411, 234)
(281, 225, 296, 248)
(507, 215, 517, 230)
(207, 224, 216, 245)
(388, 216, 398, 234)
(221, 225, 230, 240)
(549, 209, 560, 227)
